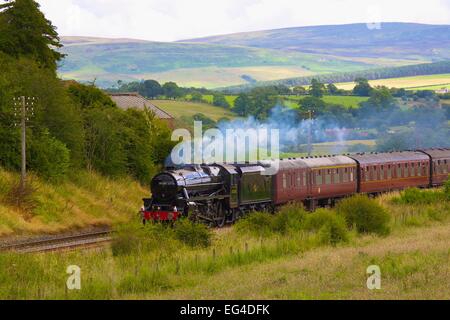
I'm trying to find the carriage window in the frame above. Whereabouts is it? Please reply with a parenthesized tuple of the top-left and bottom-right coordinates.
(316, 170, 323, 185)
(397, 164, 402, 178)
(325, 169, 332, 185)
(417, 163, 422, 176)
(387, 165, 392, 179)
(343, 168, 348, 183)
(380, 165, 384, 180)
(334, 169, 340, 183)
(282, 173, 287, 189)
(404, 163, 410, 177)
(349, 168, 354, 182)
(303, 171, 307, 186)
(296, 173, 301, 187)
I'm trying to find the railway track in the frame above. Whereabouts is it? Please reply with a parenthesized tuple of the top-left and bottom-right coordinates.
(0, 229, 113, 253)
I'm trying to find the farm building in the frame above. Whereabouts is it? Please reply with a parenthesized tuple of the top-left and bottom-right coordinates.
(109, 93, 174, 127)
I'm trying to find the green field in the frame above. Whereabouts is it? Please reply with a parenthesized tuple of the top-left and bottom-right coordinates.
(283, 95, 369, 109)
(153, 100, 236, 122)
(336, 74, 450, 90)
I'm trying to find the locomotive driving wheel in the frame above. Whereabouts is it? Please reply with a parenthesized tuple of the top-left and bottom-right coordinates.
(213, 201, 226, 228)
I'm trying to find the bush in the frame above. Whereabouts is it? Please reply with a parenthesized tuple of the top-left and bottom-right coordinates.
(392, 188, 444, 205)
(444, 177, 450, 200)
(29, 130, 70, 181)
(235, 211, 274, 237)
(272, 203, 307, 233)
(173, 218, 212, 248)
(303, 209, 349, 245)
(336, 195, 390, 236)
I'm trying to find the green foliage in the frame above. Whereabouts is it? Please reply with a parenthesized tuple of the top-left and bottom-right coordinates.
(190, 91, 203, 102)
(336, 195, 390, 236)
(271, 203, 307, 233)
(444, 178, 450, 200)
(298, 96, 326, 115)
(212, 93, 230, 108)
(392, 188, 444, 205)
(173, 218, 212, 248)
(236, 204, 348, 246)
(162, 81, 182, 99)
(67, 82, 116, 109)
(309, 79, 325, 98)
(0, 0, 64, 71)
(353, 78, 372, 96)
(362, 86, 395, 111)
(29, 130, 70, 180)
(139, 79, 162, 98)
(303, 209, 349, 245)
(235, 211, 274, 237)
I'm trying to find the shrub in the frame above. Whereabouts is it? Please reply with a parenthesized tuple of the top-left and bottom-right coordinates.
(29, 130, 70, 181)
(303, 209, 349, 245)
(336, 195, 390, 236)
(444, 177, 450, 200)
(173, 218, 212, 248)
(235, 211, 274, 237)
(392, 188, 443, 205)
(272, 203, 307, 234)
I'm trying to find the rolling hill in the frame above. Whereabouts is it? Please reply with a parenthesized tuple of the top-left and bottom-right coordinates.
(182, 22, 450, 61)
(58, 23, 450, 88)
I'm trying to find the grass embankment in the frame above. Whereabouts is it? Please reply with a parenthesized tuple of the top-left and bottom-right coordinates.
(0, 168, 146, 237)
(1, 183, 449, 299)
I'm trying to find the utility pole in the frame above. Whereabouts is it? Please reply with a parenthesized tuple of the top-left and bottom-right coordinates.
(13, 96, 35, 192)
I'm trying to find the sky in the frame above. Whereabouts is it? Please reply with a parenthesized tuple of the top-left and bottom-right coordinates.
(37, 0, 450, 42)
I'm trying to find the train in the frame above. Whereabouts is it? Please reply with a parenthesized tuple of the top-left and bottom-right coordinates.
(141, 148, 450, 226)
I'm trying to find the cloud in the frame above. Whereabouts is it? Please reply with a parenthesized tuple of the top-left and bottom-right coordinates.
(37, 0, 450, 41)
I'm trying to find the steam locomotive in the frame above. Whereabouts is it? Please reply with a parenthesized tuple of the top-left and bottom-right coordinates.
(141, 148, 450, 226)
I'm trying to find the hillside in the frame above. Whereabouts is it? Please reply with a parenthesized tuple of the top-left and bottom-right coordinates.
(59, 37, 373, 88)
(183, 22, 450, 61)
(0, 169, 146, 237)
(58, 22, 450, 88)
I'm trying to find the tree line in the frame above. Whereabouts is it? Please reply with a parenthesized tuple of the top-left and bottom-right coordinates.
(0, 0, 174, 183)
(223, 60, 450, 93)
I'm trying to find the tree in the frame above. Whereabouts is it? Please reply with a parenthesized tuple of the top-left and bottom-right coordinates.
(162, 82, 182, 99)
(363, 87, 396, 111)
(353, 78, 372, 96)
(0, 0, 64, 71)
(139, 79, 162, 99)
(234, 93, 252, 117)
(212, 93, 230, 108)
(67, 82, 116, 109)
(327, 83, 339, 95)
(29, 129, 70, 180)
(298, 96, 326, 116)
(309, 79, 325, 98)
(190, 91, 203, 102)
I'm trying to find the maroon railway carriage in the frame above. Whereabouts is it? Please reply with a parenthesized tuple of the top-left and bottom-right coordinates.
(348, 151, 430, 194)
(274, 156, 357, 208)
(419, 148, 450, 186)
